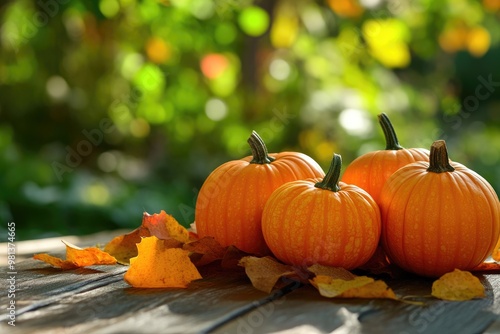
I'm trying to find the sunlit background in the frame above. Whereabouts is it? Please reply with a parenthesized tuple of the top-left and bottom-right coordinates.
(1, 0, 500, 240)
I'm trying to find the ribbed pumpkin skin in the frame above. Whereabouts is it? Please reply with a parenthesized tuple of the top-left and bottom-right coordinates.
(195, 152, 324, 256)
(262, 180, 381, 269)
(380, 161, 500, 277)
(341, 148, 429, 204)
(341, 113, 429, 205)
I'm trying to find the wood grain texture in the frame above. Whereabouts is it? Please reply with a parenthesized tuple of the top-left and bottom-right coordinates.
(1, 258, 499, 334)
(213, 274, 500, 334)
(0, 261, 288, 334)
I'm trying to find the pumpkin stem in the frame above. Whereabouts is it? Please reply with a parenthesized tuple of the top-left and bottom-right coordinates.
(427, 140, 455, 173)
(379, 113, 404, 150)
(248, 131, 275, 164)
(315, 154, 342, 192)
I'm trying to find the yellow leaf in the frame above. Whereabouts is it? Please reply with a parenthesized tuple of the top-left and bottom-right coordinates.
(431, 269, 485, 301)
(34, 240, 116, 269)
(104, 210, 188, 264)
(311, 274, 397, 300)
(307, 264, 356, 281)
(338, 280, 397, 299)
(239, 256, 295, 293)
(311, 275, 374, 298)
(124, 236, 201, 288)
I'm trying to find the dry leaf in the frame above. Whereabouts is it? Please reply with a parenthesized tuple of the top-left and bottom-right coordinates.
(311, 275, 374, 297)
(183, 236, 226, 267)
(221, 245, 248, 270)
(104, 210, 188, 264)
(239, 256, 295, 293)
(307, 264, 356, 281)
(124, 236, 201, 288)
(338, 280, 397, 299)
(34, 240, 116, 269)
(142, 210, 190, 243)
(311, 274, 397, 300)
(431, 269, 485, 301)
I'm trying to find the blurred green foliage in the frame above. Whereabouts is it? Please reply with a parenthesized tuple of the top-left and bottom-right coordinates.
(1, 0, 500, 240)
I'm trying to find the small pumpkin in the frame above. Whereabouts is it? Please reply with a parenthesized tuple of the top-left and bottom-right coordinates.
(262, 154, 381, 269)
(380, 140, 500, 277)
(195, 131, 325, 255)
(341, 113, 429, 204)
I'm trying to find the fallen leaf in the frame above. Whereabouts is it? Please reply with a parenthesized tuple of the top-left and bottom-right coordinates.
(124, 236, 202, 288)
(33, 253, 77, 270)
(431, 269, 485, 301)
(307, 264, 356, 281)
(142, 210, 190, 243)
(104, 226, 151, 264)
(338, 280, 397, 299)
(34, 240, 116, 269)
(311, 275, 374, 297)
(220, 245, 248, 270)
(183, 236, 226, 267)
(104, 210, 188, 264)
(239, 256, 295, 293)
(311, 274, 397, 300)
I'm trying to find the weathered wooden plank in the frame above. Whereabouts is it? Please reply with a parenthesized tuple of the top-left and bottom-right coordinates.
(0, 229, 130, 266)
(0, 261, 292, 334)
(213, 274, 500, 334)
(0, 257, 127, 310)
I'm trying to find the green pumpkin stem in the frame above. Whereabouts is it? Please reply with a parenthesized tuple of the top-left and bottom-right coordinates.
(315, 154, 342, 192)
(248, 131, 275, 164)
(427, 140, 455, 173)
(379, 113, 404, 150)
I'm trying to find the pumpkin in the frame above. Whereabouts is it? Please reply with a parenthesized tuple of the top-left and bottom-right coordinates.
(380, 140, 500, 277)
(341, 113, 429, 205)
(195, 131, 325, 255)
(261, 154, 381, 269)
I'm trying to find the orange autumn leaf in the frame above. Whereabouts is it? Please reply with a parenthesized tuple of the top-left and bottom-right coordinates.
(311, 275, 397, 300)
(431, 269, 485, 301)
(104, 210, 188, 264)
(124, 236, 201, 288)
(34, 240, 116, 269)
(142, 210, 190, 243)
(239, 256, 295, 293)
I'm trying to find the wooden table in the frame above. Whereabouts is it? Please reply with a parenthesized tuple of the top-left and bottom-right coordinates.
(1, 235, 500, 334)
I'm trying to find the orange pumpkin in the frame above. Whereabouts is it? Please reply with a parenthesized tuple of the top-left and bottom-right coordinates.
(341, 113, 429, 204)
(380, 140, 500, 277)
(195, 131, 325, 255)
(262, 154, 381, 269)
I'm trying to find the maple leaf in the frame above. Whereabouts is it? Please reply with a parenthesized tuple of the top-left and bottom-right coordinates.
(124, 236, 202, 288)
(104, 210, 187, 264)
(431, 269, 485, 301)
(239, 256, 296, 293)
(34, 240, 116, 269)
